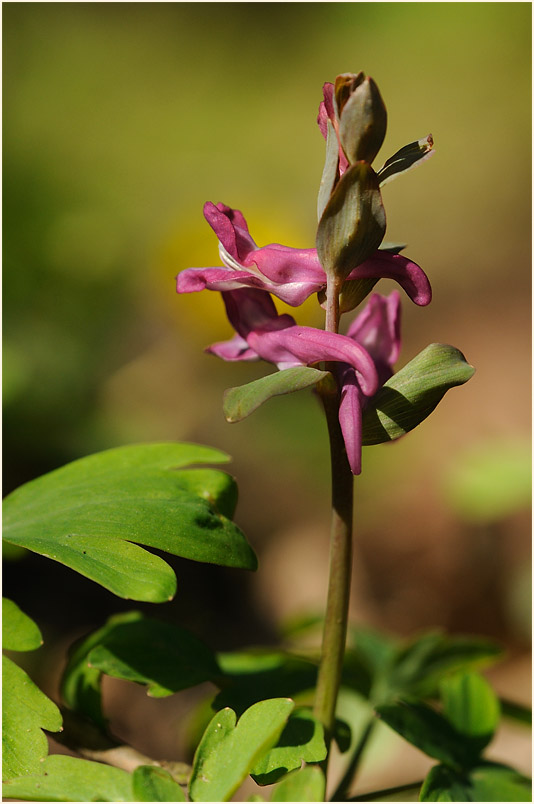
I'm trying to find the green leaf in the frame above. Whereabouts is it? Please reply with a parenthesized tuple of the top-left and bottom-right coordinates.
(2, 755, 133, 801)
(420, 762, 532, 802)
(362, 344, 475, 446)
(251, 708, 326, 785)
(3, 443, 257, 603)
(87, 613, 221, 696)
(223, 367, 329, 423)
(189, 698, 294, 802)
(317, 119, 340, 220)
(387, 632, 502, 699)
(377, 135, 434, 186)
(2, 598, 42, 651)
(214, 649, 318, 714)
(2, 655, 62, 780)
(440, 672, 500, 751)
(375, 699, 478, 769)
(270, 765, 325, 802)
(132, 765, 186, 802)
(316, 162, 386, 282)
(500, 698, 532, 726)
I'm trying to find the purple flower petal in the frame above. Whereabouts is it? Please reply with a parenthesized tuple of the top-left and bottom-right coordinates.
(203, 202, 257, 262)
(176, 267, 321, 306)
(206, 334, 259, 362)
(347, 291, 401, 384)
(220, 289, 295, 340)
(248, 326, 379, 395)
(347, 251, 431, 306)
(337, 366, 364, 475)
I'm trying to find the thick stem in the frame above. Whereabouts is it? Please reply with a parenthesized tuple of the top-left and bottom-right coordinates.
(314, 272, 354, 779)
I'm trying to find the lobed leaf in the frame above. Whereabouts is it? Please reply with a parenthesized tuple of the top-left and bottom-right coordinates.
(251, 708, 326, 786)
(2, 755, 133, 801)
(2, 598, 42, 652)
(270, 765, 325, 802)
(2, 655, 63, 780)
(223, 367, 329, 423)
(214, 648, 318, 714)
(420, 761, 532, 802)
(375, 698, 480, 769)
(362, 344, 475, 445)
(132, 765, 187, 801)
(386, 631, 502, 699)
(442, 672, 500, 741)
(3, 443, 257, 603)
(86, 613, 221, 697)
(189, 698, 294, 802)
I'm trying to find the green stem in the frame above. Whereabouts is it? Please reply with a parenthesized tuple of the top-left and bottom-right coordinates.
(314, 272, 354, 791)
(331, 717, 376, 801)
(349, 780, 423, 802)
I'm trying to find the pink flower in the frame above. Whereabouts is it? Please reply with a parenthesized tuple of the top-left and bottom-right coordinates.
(338, 291, 401, 474)
(176, 202, 431, 307)
(207, 287, 402, 475)
(207, 289, 379, 397)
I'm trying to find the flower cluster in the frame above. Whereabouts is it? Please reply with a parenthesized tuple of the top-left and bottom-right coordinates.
(177, 73, 470, 474)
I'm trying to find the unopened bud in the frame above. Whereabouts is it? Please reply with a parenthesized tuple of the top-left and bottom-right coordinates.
(338, 76, 387, 165)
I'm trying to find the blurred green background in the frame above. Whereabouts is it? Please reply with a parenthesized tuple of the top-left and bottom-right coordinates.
(3, 1, 531, 783)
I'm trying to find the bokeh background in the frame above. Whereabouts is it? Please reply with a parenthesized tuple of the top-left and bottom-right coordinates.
(3, 2, 531, 796)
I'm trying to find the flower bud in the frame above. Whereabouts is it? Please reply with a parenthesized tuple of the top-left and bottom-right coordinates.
(338, 75, 387, 165)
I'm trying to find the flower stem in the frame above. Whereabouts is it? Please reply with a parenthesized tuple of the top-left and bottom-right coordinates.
(314, 272, 354, 788)
(331, 716, 376, 801)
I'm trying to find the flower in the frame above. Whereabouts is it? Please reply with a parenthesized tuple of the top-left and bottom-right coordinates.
(206, 287, 402, 475)
(337, 291, 401, 474)
(206, 288, 379, 397)
(176, 202, 431, 307)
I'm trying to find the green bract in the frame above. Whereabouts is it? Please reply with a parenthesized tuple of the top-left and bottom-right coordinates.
(362, 344, 475, 445)
(316, 162, 386, 282)
(223, 367, 329, 423)
(3, 443, 256, 603)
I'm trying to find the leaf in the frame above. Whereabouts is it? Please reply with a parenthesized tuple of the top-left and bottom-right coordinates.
(61, 613, 136, 729)
(132, 765, 187, 802)
(317, 119, 340, 220)
(500, 698, 532, 726)
(270, 765, 325, 802)
(189, 698, 294, 802)
(3, 443, 257, 603)
(214, 649, 318, 714)
(362, 344, 475, 445)
(420, 761, 532, 802)
(377, 135, 434, 186)
(440, 672, 500, 751)
(86, 613, 221, 696)
(2, 754, 133, 801)
(251, 708, 326, 785)
(223, 367, 329, 423)
(2, 655, 62, 780)
(387, 632, 503, 699)
(316, 162, 386, 282)
(375, 699, 478, 769)
(2, 598, 42, 652)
